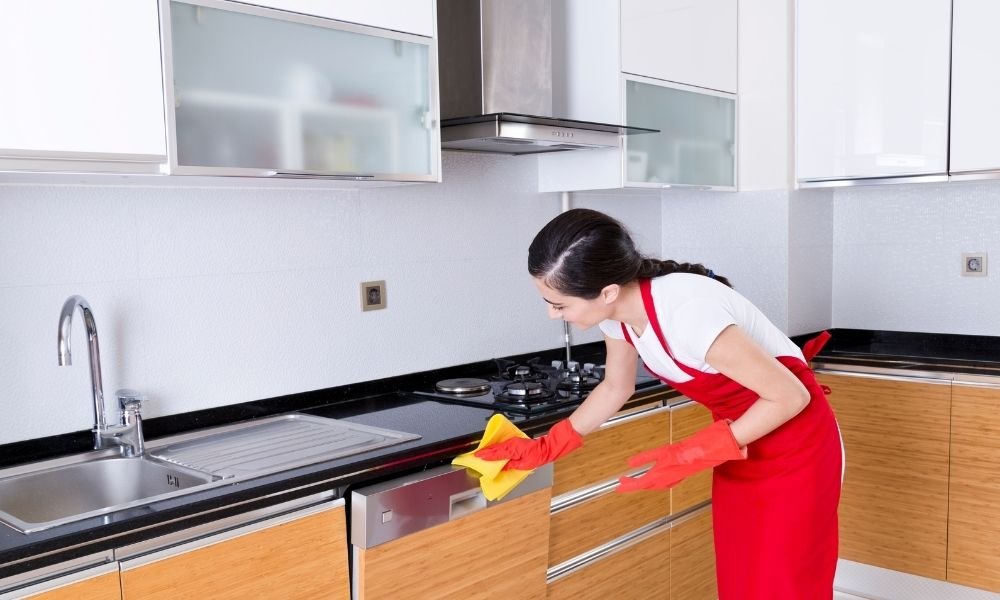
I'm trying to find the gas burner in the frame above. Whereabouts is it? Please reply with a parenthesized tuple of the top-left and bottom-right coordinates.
(435, 378, 492, 395)
(498, 381, 554, 404)
(556, 370, 601, 392)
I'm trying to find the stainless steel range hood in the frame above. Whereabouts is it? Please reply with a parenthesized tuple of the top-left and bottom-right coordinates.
(437, 0, 655, 155)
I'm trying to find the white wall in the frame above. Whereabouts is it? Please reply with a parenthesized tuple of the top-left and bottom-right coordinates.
(832, 180, 1000, 335)
(0, 152, 660, 444)
(659, 188, 793, 331)
(789, 188, 834, 334)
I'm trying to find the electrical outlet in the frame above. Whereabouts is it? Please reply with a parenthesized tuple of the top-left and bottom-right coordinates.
(361, 280, 387, 311)
(961, 253, 987, 277)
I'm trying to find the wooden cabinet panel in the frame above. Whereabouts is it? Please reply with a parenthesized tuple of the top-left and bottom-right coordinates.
(120, 505, 348, 600)
(947, 384, 1000, 592)
(670, 403, 713, 514)
(549, 489, 668, 566)
(670, 507, 716, 600)
(23, 571, 120, 600)
(547, 525, 670, 600)
(554, 403, 669, 495)
(356, 489, 551, 600)
(817, 373, 951, 580)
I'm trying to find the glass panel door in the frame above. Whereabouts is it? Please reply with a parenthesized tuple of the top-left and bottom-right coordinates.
(164, 0, 438, 181)
(624, 77, 736, 189)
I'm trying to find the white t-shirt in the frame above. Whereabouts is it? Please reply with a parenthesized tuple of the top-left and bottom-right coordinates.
(599, 273, 803, 383)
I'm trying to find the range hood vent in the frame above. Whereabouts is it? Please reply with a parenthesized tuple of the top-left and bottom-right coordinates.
(436, 0, 656, 155)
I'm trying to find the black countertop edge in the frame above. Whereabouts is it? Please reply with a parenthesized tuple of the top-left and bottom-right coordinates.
(0, 342, 610, 470)
(791, 328, 1000, 363)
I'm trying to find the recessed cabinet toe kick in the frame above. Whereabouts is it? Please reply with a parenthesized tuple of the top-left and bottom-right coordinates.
(351, 464, 554, 600)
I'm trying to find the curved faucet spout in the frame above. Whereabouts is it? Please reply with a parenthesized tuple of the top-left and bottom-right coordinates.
(58, 295, 108, 436)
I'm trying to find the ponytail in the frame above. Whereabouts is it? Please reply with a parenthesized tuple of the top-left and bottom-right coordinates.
(636, 258, 733, 288)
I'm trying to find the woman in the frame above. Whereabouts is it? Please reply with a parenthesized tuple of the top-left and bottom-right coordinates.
(476, 208, 842, 600)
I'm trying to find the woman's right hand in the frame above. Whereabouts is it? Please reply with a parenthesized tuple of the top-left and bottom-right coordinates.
(475, 419, 583, 471)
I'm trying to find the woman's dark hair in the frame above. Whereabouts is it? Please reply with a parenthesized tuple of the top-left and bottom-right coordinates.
(528, 208, 732, 298)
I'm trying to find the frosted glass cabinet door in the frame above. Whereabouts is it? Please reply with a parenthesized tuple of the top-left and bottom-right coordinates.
(624, 77, 736, 189)
(796, 0, 951, 182)
(162, 0, 439, 181)
(950, 0, 1000, 175)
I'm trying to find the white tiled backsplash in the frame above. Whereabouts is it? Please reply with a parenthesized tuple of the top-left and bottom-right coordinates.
(3, 154, 999, 444)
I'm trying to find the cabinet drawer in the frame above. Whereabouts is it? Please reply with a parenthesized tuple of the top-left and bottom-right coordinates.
(554, 403, 669, 495)
(549, 488, 669, 567)
(4, 563, 120, 600)
(670, 402, 714, 514)
(547, 524, 670, 600)
(120, 503, 349, 600)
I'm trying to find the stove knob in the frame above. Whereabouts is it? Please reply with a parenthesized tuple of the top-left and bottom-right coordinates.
(551, 360, 564, 369)
(567, 361, 580, 371)
(583, 362, 596, 374)
(594, 366, 606, 379)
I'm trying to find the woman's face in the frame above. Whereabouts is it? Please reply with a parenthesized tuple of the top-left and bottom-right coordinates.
(532, 277, 612, 330)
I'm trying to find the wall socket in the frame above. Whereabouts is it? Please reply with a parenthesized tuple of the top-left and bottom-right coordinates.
(361, 280, 387, 311)
(961, 253, 987, 277)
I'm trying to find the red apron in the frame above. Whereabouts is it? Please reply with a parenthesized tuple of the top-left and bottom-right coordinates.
(621, 279, 842, 600)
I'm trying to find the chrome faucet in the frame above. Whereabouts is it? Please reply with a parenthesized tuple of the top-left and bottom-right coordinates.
(57, 295, 145, 456)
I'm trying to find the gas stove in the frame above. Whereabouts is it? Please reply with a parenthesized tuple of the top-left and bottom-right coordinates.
(412, 357, 660, 415)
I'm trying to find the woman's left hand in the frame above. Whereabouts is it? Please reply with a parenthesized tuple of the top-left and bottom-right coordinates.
(617, 419, 745, 492)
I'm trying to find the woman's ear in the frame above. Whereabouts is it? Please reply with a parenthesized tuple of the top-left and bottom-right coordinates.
(601, 284, 620, 304)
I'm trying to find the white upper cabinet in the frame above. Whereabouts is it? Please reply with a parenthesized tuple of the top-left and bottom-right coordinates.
(161, 0, 440, 182)
(796, 0, 951, 183)
(620, 0, 737, 93)
(540, 0, 737, 192)
(950, 0, 1000, 175)
(244, 0, 434, 37)
(0, 0, 166, 172)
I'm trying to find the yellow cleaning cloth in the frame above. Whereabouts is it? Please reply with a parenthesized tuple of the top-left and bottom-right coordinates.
(452, 414, 534, 501)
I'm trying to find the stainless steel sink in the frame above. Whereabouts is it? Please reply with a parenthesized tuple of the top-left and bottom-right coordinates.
(0, 453, 218, 533)
(0, 413, 420, 534)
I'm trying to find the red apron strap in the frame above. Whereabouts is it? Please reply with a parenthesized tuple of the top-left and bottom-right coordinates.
(801, 330, 831, 361)
(619, 322, 634, 347)
(639, 279, 703, 378)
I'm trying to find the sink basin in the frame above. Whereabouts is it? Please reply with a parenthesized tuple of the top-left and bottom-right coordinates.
(0, 413, 421, 534)
(0, 453, 218, 533)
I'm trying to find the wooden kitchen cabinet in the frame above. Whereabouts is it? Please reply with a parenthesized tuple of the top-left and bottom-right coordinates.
(119, 502, 349, 600)
(947, 382, 1000, 592)
(355, 488, 551, 599)
(554, 400, 670, 496)
(547, 523, 670, 600)
(2, 563, 121, 600)
(670, 505, 716, 600)
(0, 0, 166, 173)
(670, 402, 713, 514)
(816, 372, 951, 579)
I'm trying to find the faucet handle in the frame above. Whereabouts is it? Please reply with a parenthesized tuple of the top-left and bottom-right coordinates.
(116, 388, 143, 412)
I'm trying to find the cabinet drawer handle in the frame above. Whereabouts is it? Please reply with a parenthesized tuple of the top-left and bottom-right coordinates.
(449, 489, 487, 520)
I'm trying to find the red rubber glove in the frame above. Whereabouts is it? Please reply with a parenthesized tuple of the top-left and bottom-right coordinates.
(617, 419, 746, 493)
(475, 419, 583, 471)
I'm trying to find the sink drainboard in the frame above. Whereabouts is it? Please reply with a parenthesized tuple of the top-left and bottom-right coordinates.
(149, 414, 421, 479)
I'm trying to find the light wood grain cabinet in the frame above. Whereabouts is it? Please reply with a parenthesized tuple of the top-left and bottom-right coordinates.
(1, 562, 121, 600)
(670, 402, 714, 514)
(670, 506, 716, 600)
(947, 382, 1000, 592)
(816, 372, 951, 580)
(547, 523, 670, 600)
(119, 502, 349, 600)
